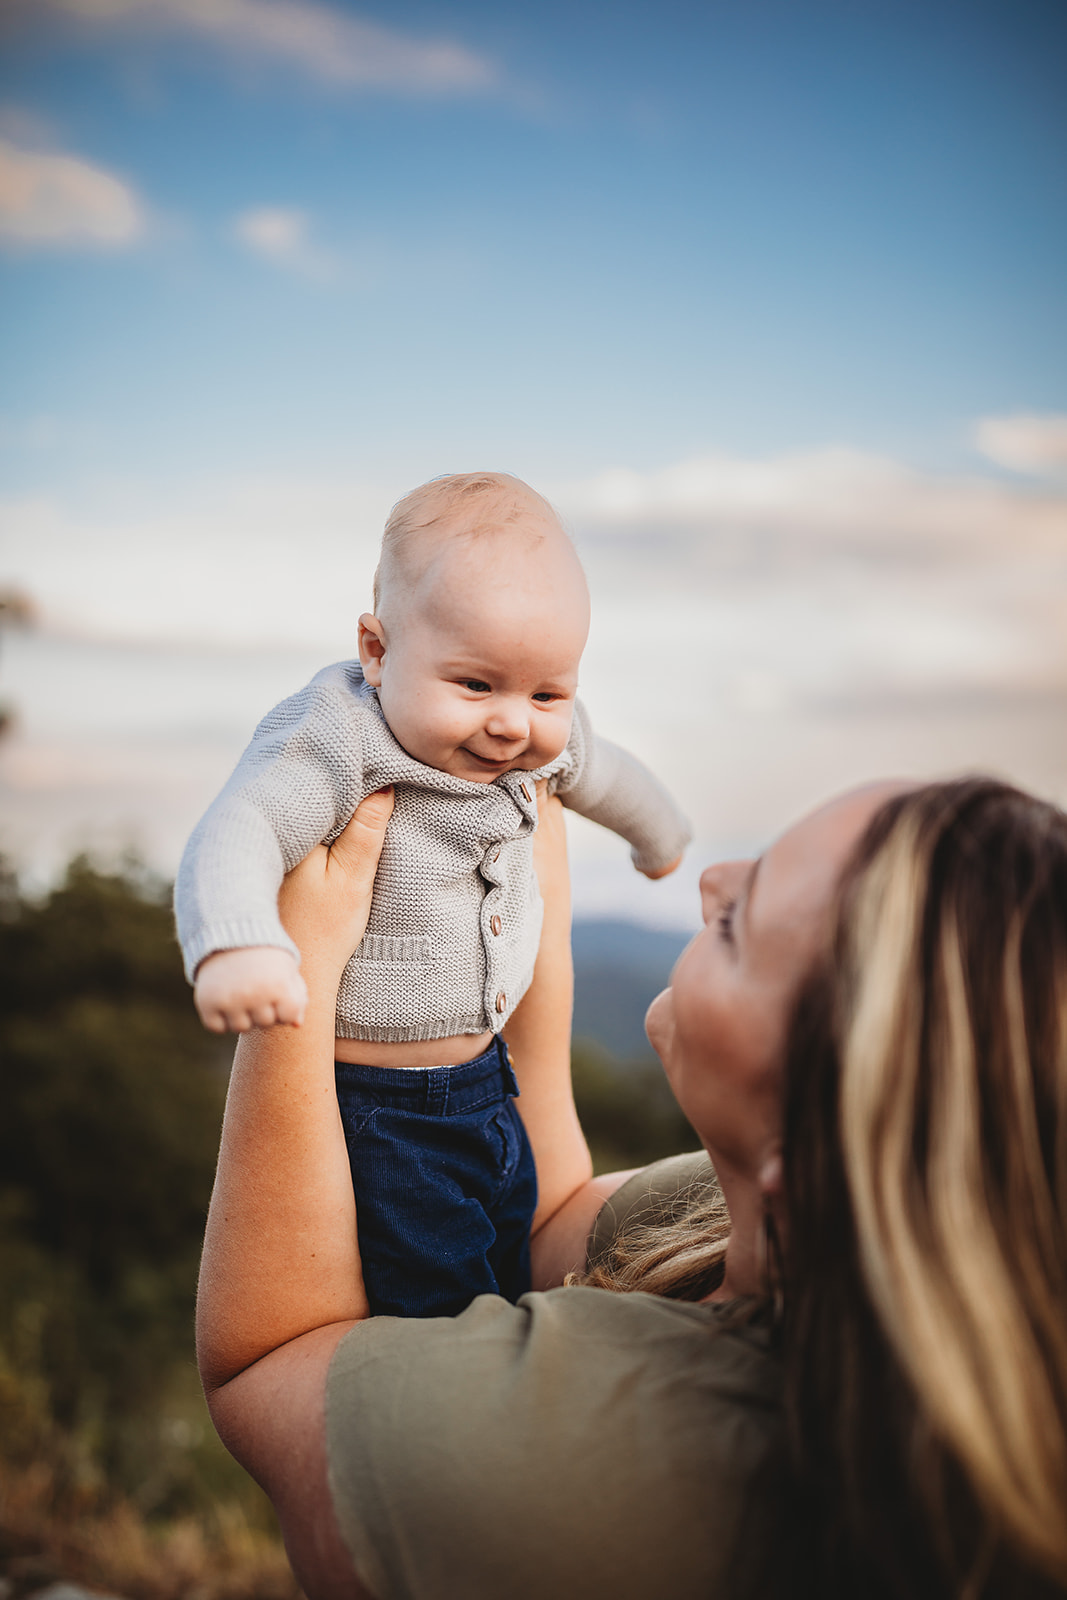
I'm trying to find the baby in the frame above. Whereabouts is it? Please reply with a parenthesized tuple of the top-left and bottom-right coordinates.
(176, 472, 690, 1316)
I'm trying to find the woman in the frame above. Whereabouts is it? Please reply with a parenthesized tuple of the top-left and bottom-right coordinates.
(197, 777, 1067, 1599)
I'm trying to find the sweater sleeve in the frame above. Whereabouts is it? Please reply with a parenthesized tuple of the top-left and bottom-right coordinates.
(174, 668, 366, 982)
(552, 699, 692, 875)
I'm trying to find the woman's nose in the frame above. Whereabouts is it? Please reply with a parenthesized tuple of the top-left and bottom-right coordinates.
(699, 860, 752, 922)
(699, 867, 724, 923)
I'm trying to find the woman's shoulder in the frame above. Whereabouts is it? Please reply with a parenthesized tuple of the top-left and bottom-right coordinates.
(327, 1287, 786, 1600)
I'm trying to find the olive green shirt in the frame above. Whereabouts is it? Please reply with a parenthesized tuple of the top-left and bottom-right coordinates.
(326, 1155, 788, 1600)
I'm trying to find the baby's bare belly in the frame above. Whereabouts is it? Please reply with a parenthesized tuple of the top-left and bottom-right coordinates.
(333, 1030, 495, 1068)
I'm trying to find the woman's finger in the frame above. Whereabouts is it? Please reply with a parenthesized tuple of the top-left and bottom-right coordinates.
(279, 787, 396, 974)
(329, 786, 395, 881)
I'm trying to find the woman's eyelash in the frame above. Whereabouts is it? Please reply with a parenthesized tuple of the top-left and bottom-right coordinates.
(717, 899, 737, 943)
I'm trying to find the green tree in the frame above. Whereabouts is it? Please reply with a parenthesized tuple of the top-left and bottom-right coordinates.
(0, 856, 232, 1511)
(570, 1037, 700, 1175)
(0, 852, 698, 1531)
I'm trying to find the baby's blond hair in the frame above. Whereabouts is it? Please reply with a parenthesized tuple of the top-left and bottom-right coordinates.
(373, 472, 562, 611)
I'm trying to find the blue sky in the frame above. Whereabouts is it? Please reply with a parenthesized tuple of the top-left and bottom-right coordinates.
(0, 0, 1065, 914)
(2, 0, 1065, 494)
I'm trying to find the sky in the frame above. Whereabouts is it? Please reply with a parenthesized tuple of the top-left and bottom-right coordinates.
(0, 0, 1065, 927)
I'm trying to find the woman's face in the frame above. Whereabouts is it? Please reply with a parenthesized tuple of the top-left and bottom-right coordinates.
(646, 785, 903, 1185)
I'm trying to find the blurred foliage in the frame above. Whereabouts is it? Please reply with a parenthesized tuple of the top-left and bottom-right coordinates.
(0, 855, 295, 1597)
(0, 853, 695, 1593)
(571, 1037, 701, 1175)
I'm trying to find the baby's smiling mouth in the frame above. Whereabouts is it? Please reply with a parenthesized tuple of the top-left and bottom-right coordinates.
(462, 748, 513, 770)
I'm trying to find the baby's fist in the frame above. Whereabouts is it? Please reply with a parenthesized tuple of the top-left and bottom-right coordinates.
(194, 946, 308, 1034)
(640, 855, 683, 881)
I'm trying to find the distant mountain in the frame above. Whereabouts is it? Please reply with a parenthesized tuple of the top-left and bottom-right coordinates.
(571, 918, 691, 1061)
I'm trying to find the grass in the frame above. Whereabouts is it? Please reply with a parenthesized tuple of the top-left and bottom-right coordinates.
(0, 1455, 300, 1600)
(0, 1328, 301, 1599)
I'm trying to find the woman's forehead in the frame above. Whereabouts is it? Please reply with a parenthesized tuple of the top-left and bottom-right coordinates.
(750, 783, 908, 936)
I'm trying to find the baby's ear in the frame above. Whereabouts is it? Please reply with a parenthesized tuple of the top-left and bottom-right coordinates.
(358, 613, 387, 685)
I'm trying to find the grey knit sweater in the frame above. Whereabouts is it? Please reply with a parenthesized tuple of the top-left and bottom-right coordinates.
(175, 660, 691, 1044)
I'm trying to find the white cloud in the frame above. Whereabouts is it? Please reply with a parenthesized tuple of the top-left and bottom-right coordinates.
(562, 446, 1067, 853)
(234, 205, 306, 257)
(551, 446, 1067, 553)
(0, 477, 390, 650)
(975, 413, 1067, 480)
(0, 136, 145, 248)
(42, 0, 497, 93)
(232, 205, 335, 278)
(2, 444, 1066, 894)
(544, 444, 1067, 743)
(2, 446, 1064, 705)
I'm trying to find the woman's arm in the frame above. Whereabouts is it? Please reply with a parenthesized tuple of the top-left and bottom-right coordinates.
(511, 789, 644, 1287)
(196, 792, 395, 1600)
(196, 789, 396, 1393)
(505, 788, 594, 1238)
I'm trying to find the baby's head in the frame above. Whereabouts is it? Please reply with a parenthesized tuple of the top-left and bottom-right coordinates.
(359, 472, 590, 783)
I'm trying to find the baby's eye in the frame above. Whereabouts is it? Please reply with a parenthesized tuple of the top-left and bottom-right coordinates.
(531, 691, 559, 703)
(461, 679, 492, 693)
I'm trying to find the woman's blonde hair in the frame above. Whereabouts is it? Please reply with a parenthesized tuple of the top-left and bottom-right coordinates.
(787, 778, 1067, 1595)
(580, 1177, 730, 1300)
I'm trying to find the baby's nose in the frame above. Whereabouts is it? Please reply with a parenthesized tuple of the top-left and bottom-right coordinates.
(486, 700, 530, 742)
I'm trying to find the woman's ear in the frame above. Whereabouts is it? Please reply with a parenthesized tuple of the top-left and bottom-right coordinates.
(358, 613, 386, 685)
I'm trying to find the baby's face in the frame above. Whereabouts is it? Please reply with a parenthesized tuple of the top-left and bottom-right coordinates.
(360, 519, 589, 783)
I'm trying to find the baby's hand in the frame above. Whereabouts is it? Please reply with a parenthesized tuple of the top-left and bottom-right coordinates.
(194, 947, 309, 1034)
(640, 855, 683, 882)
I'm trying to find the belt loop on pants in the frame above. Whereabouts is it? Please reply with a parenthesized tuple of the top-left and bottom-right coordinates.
(424, 1069, 450, 1115)
(496, 1036, 520, 1097)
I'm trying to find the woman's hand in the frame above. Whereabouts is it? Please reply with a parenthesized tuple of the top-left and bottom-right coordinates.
(278, 786, 395, 995)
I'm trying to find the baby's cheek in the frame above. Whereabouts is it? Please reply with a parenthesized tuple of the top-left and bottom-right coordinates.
(542, 711, 575, 761)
